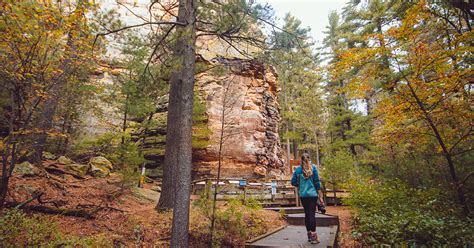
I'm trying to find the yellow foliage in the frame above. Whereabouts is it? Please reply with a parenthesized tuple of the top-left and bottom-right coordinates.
(333, 1, 473, 156)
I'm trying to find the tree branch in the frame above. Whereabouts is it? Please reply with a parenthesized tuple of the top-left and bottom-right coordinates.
(93, 21, 185, 49)
(143, 24, 177, 77)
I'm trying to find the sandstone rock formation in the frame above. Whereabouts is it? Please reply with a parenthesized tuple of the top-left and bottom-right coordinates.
(139, 58, 286, 179)
(192, 58, 286, 179)
(84, 59, 286, 179)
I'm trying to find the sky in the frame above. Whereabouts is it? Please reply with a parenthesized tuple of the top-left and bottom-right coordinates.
(98, 0, 349, 59)
(100, 0, 348, 48)
(258, 0, 348, 48)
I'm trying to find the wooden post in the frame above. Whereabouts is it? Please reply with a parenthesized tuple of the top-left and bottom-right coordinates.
(191, 180, 196, 195)
(271, 180, 277, 202)
(205, 179, 210, 199)
(322, 181, 328, 206)
(295, 187, 301, 207)
(138, 164, 146, 188)
(239, 179, 247, 203)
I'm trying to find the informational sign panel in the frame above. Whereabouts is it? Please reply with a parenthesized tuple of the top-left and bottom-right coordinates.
(239, 180, 247, 188)
(290, 159, 301, 173)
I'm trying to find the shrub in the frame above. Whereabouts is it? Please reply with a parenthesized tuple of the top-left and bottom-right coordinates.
(191, 189, 275, 247)
(346, 176, 473, 247)
(0, 209, 109, 247)
(321, 150, 354, 191)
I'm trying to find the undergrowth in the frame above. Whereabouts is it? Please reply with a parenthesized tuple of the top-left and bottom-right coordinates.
(190, 190, 282, 247)
(346, 177, 474, 247)
(0, 209, 110, 247)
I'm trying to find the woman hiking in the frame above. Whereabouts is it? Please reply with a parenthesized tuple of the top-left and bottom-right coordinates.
(291, 153, 324, 244)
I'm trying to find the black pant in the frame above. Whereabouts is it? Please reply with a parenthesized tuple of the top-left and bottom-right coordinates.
(301, 197, 317, 232)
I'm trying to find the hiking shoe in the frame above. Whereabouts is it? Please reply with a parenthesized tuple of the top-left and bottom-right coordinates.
(310, 232, 320, 244)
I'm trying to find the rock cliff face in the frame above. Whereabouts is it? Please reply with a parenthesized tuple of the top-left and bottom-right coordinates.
(82, 59, 286, 179)
(192, 59, 286, 179)
(134, 58, 286, 179)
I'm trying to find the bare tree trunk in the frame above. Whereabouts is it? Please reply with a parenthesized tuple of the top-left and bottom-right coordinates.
(55, 112, 70, 154)
(286, 125, 291, 162)
(209, 101, 225, 246)
(405, 80, 469, 215)
(0, 94, 19, 209)
(365, 96, 371, 116)
(0, 143, 17, 209)
(346, 119, 357, 158)
(208, 76, 240, 245)
(292, 126, 298, 159)
(163, 0, 197, 246)
(156, 82, 180, 209)
(283, 78, 292, 165)
(313, 131, 320, 166)
(121, 94, 129, 146)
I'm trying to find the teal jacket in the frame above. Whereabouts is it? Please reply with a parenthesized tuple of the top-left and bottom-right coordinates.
(291, 165, 321, 198)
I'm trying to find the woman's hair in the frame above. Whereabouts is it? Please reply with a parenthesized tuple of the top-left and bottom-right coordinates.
(301, 153, 313, 179)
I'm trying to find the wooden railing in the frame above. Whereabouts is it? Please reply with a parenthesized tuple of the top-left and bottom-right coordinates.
(191, 178, 349, 206)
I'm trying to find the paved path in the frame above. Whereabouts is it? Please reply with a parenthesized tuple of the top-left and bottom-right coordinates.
(246, 225, 338, 248)
(246, 207, 339, 247)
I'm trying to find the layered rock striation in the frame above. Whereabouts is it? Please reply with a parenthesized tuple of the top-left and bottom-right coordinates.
(140, 58, 286, 179)
(192, 58, 285, 179)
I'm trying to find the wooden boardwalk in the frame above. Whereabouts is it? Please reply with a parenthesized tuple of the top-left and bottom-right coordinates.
(192, 179, 342, 247)
(246, 225, 338, 248)
(247, 207, 339, 248)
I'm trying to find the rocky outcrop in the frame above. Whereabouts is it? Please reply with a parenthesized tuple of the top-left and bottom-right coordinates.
(42, 151, 56, 160)
(56, 156, 73, 165)
(66, 163, 90, 177)
(139, 58, 286, 179)
(89, 156, 113, 177)
(192, 58, 285, 179)
(14, 161, 37, 177)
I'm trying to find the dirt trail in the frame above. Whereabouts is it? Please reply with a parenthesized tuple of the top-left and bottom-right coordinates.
(325, 206, 360, 248)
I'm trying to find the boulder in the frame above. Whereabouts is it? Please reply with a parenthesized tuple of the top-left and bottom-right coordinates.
(66, 163, 90, 177)
(42, 151, 56, 160)
(89, 156, 113, 177)
(89, 156, 113, 170)
(56, 156, 73, 165)
(90, 165, 110, 177)
(14, 161, 36, 177)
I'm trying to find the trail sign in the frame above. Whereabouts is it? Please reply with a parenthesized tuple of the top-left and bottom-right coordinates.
(290, 159, 301, 173)
(239, 180, 247, 188)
